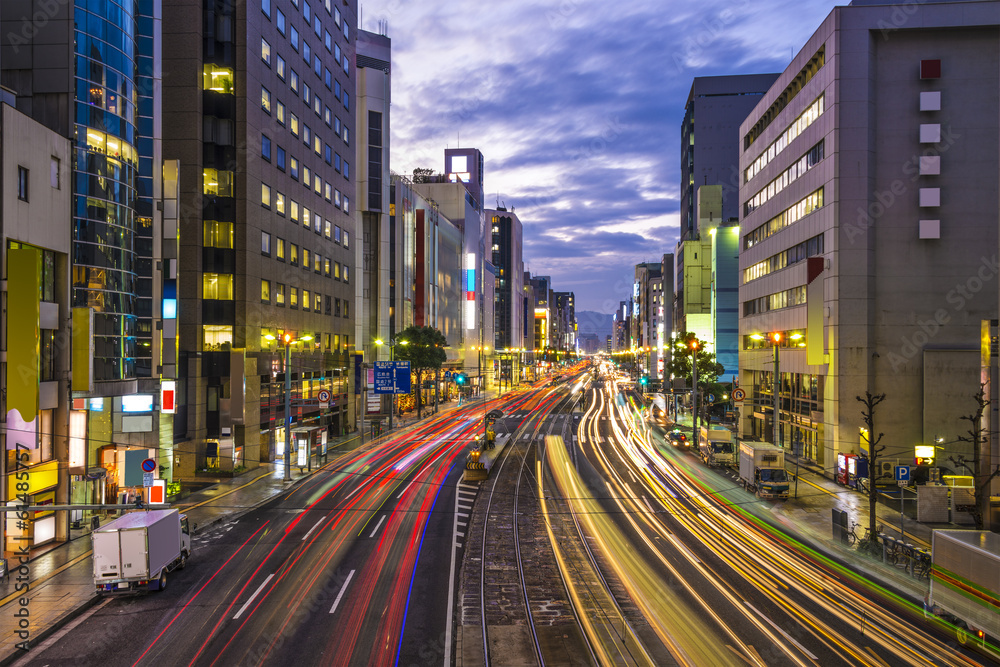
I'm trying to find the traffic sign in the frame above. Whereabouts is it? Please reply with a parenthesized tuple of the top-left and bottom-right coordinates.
(707, 393, 716, 403)
(318, 389, 332, 402)
(445, 371, 453, 379)
(142, 472, 154, 487)
(141, 458, 157, 473)
(373, 361, 411, 395)
(732, 388, 746, 402)
(898, 480, 910, 487)
(894, 465, 910, 482)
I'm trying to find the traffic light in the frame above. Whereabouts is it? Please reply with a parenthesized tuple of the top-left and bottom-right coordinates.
(454, 374, 466, 386)
(640, 375, 649, 386)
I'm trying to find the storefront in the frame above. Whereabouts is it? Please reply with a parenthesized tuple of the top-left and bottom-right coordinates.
(4, 460, 59, 552)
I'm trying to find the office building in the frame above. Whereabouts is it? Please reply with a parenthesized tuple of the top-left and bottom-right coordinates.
(163, 0, 359, 473)
(738, 0, 999, 474)
(680, 73, 780, 240)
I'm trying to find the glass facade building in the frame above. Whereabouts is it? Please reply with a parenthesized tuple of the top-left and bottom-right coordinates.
(72, 0, 141, 382)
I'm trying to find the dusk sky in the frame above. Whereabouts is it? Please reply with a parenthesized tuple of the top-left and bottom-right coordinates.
(360, 0, 840, 314)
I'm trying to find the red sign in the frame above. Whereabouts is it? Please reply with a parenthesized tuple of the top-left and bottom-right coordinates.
(161, 380, 176, 413)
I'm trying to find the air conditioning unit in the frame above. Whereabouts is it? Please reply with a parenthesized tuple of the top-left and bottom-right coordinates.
(881, 461, 894, 477)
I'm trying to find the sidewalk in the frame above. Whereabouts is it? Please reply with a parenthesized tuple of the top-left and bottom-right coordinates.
(658, 411, 948, 603)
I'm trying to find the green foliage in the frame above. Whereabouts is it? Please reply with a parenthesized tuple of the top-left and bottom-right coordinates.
(666, 331, 723, 384)
(393, 325, 448, 372)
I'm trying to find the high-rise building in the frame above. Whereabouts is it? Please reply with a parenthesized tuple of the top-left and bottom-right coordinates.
(738, 0, 999, 478)
(680, 73, 779, 240)
(355, 28, 391, 366)
(488, 206, 524, 352)
(163, 0, 359, 473)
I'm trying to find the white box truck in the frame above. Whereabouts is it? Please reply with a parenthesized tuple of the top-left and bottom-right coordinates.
(93, 509, 192, 594)
(926, 530, 1000, 652)
(738, 441, 789, 499)
(699, 426, 734, 467)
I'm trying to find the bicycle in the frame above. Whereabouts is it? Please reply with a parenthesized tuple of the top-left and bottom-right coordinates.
(848, 521, 880, 555)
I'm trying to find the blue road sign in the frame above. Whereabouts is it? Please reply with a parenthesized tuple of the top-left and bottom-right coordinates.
(894, 465, 910, 482)
(373, 361, 411, 394)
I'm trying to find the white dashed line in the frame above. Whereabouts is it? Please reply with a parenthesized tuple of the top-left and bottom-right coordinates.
(369, 514, 387, 538)
(329, 570, 356, 614)
(234, 574, 275, 619)
(301, 517, 325, 542)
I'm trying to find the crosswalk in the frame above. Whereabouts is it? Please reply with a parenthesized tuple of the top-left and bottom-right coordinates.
(454, 481, 478, 550)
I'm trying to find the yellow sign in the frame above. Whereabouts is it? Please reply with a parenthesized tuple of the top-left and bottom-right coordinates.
(6, 460, 59, 501)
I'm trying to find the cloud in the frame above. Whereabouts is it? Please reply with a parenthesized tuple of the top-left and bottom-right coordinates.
(362, 0, 839, 312)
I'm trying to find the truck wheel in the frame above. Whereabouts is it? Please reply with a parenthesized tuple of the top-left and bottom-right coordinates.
(179, 553, 188, 570)
(956, 625, 969, 645)
(158, 571, 167, 591)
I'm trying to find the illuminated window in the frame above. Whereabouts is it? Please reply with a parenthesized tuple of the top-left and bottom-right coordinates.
(314, 135, 322, 156)
(290, 69, 299, 93)
(324, 183, 332, 202)
(342, 195, 349, 214)
(324, 221, 332, 239)
(313, 253, 321, 272)
(343, 230, 349, 248)
(324, 257, 330, 275)
(313, 174, 322, 195)
(290, 156, 299, 179)
(203, 273, 234, 300)
(261, 279, 271, 303)
(290, 287, 299, 308)
(277, 101, 286, 125)
(290, 243, 299, 265)
(290, 199, 299, 222)
(302, 206, 310, 228)
(277, 54, 286, 80)
(261, 38, 271, 66)
(343, 265, 349, 283)
(302, 248, 310, 269)
(276, 283, 285, 305)
(203, 169, 234, 197)
(261, 86, 271, 113)
(302, 289, 311, 311)
(203, 220, 233, 248)
(314, 293, 322, 311)
(303, 83, 311, 105)
(343, 299, 349, 318)
(276, 238, 285, 260)
(261, 183, 271, 208)
(290, 113, 299, 137)
(203, 65, 234, 93)
(203, 325, 233, 351)
(334, 261, 340, 279)
(276, 191, 286, 216)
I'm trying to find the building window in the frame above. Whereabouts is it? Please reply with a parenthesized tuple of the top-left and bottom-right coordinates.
(40, 330, 56, 382)
(335, 298, 341, 316)
(314, 293, 322, 311)
(302, 166, 311, 189)
(291, 25, 299, 51)
(290, 243, 299, 265)
(313, 174, 322, 196)
(203, 65, 234, 93)
(263, 0, 271, 18)
(343, 230, 349, 248)
(290, 156, 299, 179)
(314, 135, 322, 156)
(261, 231, 271, 255)
(303, 124, 311, 147)
(324, 107, 331, 126)
(325, 296, 332, 315)
(261, 279, 271, 303)
(277, 101, 286, 125)
(324, 182, 332, 202)
(343, 299, 349, 318)
(277, 54, 286, 80)
(277, 8, 285, 35)
(262, 134, 271, 161)
(290, 113, 299, 137)
(302, 248, 310, 270)
(324, 29, 332, 51)
(304, 2, 311, 22)
(303, 41, 311, 65)
(290, 287, 299, 308)
(203, 168, 234, 196)
(334, 261, 340, 279)
(261, 183, 271, 208)
(302, 289, 310, 311)
(276, 237, 285, 261)
(313, 252, 321, 272)
(303, 83, 311, 105)
(261, 86, 272, 113)
(276, 191, 286, 215)
(50, 157, 60, 189)
(302, 206, 310, 229)
(325, 68, 332, 90)
(203, 220, 234, 248)
(342, 195, 349, 214)
(262, 37, 271, 66)
(343, 161, 349, 180)
(334, 225, 341, 243)
(290, 69, 299, 94)
(276, 283, 285, 305)
(203, 325, 234, 351)
(16, 167, 28, 201)
(290, 199, 299, 222)
(343, 265, 349, 283)
(342, 126, 349, 145)
(314, 95, 322, 117)
(203, 273, 234, 300)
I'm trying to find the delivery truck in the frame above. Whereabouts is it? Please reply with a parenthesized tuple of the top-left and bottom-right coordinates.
(699, 426, 735, 467)
(926, 530, 1000, 652)
(93, 509, 192, 594)
(738, 441, 789, 499)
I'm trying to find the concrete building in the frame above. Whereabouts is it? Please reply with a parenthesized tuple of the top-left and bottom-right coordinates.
(355, 27, 392, 414)
(738, 0, 999, 478)
(489, 206, 525, 387)
(632, 263, 661, 379)
(163, 0, 359, 473)
(0, 102, 72, 553)
(680, 73, 780, 241)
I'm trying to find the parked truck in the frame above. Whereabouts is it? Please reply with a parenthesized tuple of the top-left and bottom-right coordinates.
(738, 441, 789, 499)
(926, 530, 1000, 651)
(699, 426, 735, 467)
(93, 509, 192, 594)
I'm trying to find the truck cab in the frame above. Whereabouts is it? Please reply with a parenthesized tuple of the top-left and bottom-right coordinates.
(755, 467, 790, 499)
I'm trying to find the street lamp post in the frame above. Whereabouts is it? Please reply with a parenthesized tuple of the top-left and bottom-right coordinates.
(266, 332, 313, 481)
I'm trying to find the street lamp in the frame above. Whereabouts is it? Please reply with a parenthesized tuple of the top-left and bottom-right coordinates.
(266, 332, 313, 481)
(750, 331, 801, 450)
(374, 338, 408, 430)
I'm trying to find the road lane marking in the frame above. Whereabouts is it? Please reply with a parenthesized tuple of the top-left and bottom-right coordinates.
(301, 517, 325, 541)
(744, 602, 818, 660)
(329, 569, 356, 614)
(345, 484, 363, 500)
(457, 512, 469, 518)
(397, 478, 417, 499)
(628, 469, 638, 484)
(642, 495, 656, 514)
(369, 514, 387, 538)
(234, 574, 275, 619)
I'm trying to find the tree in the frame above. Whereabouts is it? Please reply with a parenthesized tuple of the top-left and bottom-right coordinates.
(666, 332, 724, 384)
(857, 391, 887, 552)
(392, 325, 447, 419)
(949, 383, 1000, 531)
(411, 167, 434, 183)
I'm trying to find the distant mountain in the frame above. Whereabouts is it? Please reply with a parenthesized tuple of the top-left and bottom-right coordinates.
(576, 310, 614, 341)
